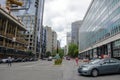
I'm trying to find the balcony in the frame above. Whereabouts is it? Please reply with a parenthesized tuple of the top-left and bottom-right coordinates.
(16, 37, 27, 44)
(5, 42, 13, 48)
(4, 43, 26, 51)
(6, 33, 15, 39)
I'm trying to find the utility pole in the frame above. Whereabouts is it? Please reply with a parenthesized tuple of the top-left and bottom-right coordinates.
(57, 40, 59, 54)
(34, 0, 39, 58)
(57, 39, 61, 53)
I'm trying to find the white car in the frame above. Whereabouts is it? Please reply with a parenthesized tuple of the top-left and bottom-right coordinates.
(2, 59, 8, 63)
(48, 56, 52, 61)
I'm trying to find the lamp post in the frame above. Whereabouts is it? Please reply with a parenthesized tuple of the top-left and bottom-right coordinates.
(57, 39, 62, 53)
(33, 0, 39, 59)
(57, 40, 59, 54)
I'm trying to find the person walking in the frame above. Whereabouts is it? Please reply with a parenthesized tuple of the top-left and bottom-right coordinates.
(8, 56, 12, 67)
(75, 57, 79, 66)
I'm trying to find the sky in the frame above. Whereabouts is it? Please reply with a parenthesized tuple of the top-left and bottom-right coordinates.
(43, 0, 92, 47)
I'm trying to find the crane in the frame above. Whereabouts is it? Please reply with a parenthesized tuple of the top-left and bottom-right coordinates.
(6, 0, 23, 10)
(6, 0, 23, 6)
(6, 0, 31, 12)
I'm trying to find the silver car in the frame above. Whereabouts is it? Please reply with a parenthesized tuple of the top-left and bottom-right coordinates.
(78, 58, 120, 77)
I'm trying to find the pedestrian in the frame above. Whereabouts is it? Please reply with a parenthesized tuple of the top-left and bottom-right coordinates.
(101, 54, 104, 59)
(75, 57, 79, 66)
(8, 56, 12, 67)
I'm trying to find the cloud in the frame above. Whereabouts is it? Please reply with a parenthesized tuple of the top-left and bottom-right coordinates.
(43, 0, 91, 47)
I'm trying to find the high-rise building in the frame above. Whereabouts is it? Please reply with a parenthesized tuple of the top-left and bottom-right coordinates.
(79, 0, 120, 59)
(41, 27, 46, 57)
(66, 32, 71, 55)
(57, 40, 60, 49)
(17, 15, 35, 52)
(64, 45, 67, 55)
(10, 0, 45, 58)
(45, 26, 53, 54)
(0, 0, 45, 58)
(52, 31, 57, 53)
(71, 20, 82, 45)
(45, 26, 58, 55)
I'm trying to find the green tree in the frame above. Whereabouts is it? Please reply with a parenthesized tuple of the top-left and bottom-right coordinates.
(46, 51, 51, 57)
(27, 50, 34, 56)
(52, 48, 64, 58)
(58, 48, 64, 58)
(68, 43, 78, 58)
(52, 50, 57, 57)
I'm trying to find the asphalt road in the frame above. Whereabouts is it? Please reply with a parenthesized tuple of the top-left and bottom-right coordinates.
(0, 59, 120, 80)
(66, 60, 120, 80)
(0, 61, 63, 80)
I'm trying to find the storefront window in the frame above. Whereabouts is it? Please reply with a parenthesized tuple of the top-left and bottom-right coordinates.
(113, 39, 120, 58)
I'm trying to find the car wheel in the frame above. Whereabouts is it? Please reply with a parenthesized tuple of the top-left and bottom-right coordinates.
(91, 69, 98, 77)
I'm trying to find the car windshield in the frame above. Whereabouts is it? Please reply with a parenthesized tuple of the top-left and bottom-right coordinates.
(110, 58, 120, 63)
(89, 59, 101, 64)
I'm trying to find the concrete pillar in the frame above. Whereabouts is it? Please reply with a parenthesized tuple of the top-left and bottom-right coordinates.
(3, 20, 8, 46)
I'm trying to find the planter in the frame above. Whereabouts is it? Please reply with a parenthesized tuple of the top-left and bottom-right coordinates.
(54, 59, 62, 65)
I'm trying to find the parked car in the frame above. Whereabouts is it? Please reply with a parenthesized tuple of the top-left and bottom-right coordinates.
(48, 56, 52, 61)
(29, 58, 34, 61)
(2, 58, 8, 63)
(11, 58, 15, 62)
(41, 58, 47, 60)
(14, 58, 22, 62)
(90, 58, 100, 62)
(22, 58, 28, 62)
(83, 58, 89, 62)
(78, 58, 120, 77)
(33, 58, 38, 61)
(66, 57, 70, 60)
(0, 59, 2, 63)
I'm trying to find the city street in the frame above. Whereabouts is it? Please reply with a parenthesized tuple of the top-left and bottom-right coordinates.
(0, 60, 120, 80)
(1, 0, 120, 80)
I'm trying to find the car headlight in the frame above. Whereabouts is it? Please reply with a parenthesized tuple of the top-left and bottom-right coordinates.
(82, 67, 91, 71)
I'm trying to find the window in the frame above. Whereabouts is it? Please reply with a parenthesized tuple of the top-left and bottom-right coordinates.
(103, 59, 110, 64)
(110, 59, 117, 63)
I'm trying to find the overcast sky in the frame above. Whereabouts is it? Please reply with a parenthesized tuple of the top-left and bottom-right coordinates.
(43, 0, 92, 47)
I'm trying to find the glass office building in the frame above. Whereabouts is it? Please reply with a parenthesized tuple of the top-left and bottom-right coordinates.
(0, 0, 45, 58)
(79, 0, 120, 59)
(13, 0, 45, 58)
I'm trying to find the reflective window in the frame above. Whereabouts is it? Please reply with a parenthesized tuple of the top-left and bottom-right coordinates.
(79, 0, 120, 51)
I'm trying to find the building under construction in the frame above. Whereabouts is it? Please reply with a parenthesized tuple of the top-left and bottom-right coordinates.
(0, 0, 45, 58)
(0, 7, 28, 58)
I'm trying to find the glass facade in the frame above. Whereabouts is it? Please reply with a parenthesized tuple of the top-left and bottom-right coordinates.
(17, 15, 35, 51)
(0, 0, 45, 58)
(79, 0, 120, 59)
(113, 39, 120, 58)
(71, 20, 82, 46)
(79, 0, 120, 51)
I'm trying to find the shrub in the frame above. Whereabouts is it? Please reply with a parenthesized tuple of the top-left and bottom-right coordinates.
(54, 59, 62, 65)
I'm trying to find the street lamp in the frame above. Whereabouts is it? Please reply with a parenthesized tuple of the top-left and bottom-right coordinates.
(57, 40, 59, 54)
(57, 38, 62, 55)
(33, 0, 39, 59)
